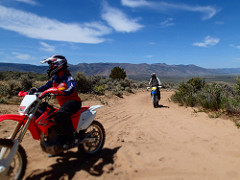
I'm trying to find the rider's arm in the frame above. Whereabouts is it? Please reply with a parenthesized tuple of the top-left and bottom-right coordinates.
(37, 79, 53, 92)
(157, 77, 161, 86)
(149, 78, 152, 86)
(62, 75, 76, 96)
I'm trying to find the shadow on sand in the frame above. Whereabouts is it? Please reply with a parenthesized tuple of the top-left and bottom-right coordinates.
(26, 146, 121, 180)
(156, 104, 169, 108)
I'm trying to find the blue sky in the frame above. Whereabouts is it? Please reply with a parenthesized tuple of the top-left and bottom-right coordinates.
(0, 0, 239, 68)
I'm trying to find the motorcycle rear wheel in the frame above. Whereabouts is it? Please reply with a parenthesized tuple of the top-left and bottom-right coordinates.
(0, 139, 27, 180)
(78, 120, 105, 156)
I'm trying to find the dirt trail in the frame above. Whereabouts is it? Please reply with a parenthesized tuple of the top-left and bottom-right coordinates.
(2, 90, 240, 180)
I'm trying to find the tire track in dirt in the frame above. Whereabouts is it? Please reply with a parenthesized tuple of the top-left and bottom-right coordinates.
(96, 90, 240, 180)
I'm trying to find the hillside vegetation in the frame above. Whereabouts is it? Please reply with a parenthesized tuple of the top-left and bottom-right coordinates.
(0, 71, 146, 104)
(171, 77, 240, 125)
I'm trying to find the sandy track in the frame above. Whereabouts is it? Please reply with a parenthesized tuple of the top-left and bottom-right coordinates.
(1, 90, 240, 180)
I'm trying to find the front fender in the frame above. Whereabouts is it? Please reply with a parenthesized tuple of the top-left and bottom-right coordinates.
(0, 114, 25, 122)
(0, 114, 40, 140)
(151, 90, 156, 95)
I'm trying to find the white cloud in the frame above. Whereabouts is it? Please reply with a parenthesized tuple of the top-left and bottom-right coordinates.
(121, 0, 219, 20)
(230, 44, 240, 49)
(15, 0, 38, 6)
(101, 2, 143, 32)
(146, 55, 153, 58)
(121, 0, 150, 7)
(40, 42, 55, 52)
(160, 18, 174, 28)
(0, 5, 111, 44)
(12, 52, 31, 60)
(193, 36, 220, 47)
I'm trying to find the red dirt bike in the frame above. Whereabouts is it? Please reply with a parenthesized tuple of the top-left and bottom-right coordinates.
(0, 87, 105, 180)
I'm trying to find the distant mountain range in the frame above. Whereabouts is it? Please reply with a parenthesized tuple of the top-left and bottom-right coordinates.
(0, 62, 240, 80)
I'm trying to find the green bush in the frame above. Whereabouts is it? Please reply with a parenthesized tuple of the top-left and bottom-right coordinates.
(171, 77, 240, 114)
(171, 82, 196, 106)
(187, 77, 205, 93)
(0, 97, 8, 104)
(125, 87, 133, 93)
(109, 66, 127, 80)
(112, 89, 123, 98)
(198, 84, 225, 111)
(20, 76, 33, 91)
(75, 72, 91, 93)
(93, 85, 106, 95)
(8, 80, 21, 97)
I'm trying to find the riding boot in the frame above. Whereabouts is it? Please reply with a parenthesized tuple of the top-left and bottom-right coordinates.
(62, 134, 75, 149)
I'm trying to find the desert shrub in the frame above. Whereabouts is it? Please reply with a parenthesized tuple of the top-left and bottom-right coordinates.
(112, 89, 123, 98)
(0, 81, 21, 98)
(0, 97, 8, 104)
(171, 77, 206, 107)
(109, 66, 127, 80)
(0, 82, 9, 97)
(187, 77, 205, 93)
(20, 75, 33, 91)
(120, 78, 131, 88)
(224, 96, 240, 114)
(0, 71, 46, 81)
(234, 78, 240, 96)
(93, 85, 106, 95)
(89, 75, 107, 86)
(198, 84, 226, 111)
(171, 77, 240, 114)
(75, 72, 91, 93)
(125, 87, 133, 93)
(8, 80, 21, 97)
(171, 82, 196, 106)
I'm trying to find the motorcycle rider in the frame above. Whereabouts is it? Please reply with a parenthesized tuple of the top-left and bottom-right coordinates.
(31, 55, 82, 149)
(148, 73, 161, 100)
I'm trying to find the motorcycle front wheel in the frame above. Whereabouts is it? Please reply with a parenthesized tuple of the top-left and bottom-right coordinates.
(0, 139, 27, 180)
(78, 120, 105, 156)
(153, 95, 159, 108)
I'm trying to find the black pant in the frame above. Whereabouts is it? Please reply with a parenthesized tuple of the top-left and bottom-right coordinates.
(55, 100, 82, 135)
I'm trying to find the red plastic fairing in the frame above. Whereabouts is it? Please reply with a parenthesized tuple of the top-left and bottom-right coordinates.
(0, 114, 40, 140)
(71, 106, 90, 130)
(18, 91, 27, 97)
(35, 107, 57, 135)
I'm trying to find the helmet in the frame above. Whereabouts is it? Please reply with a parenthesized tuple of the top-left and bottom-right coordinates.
(41, 55, 68, 77)
(151, 73, 156, 78)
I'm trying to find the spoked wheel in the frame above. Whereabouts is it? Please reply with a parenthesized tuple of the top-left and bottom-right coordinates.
(78, 121, 105, 156)
(153, 95, 159, 108)
(0, 139, 27, 180)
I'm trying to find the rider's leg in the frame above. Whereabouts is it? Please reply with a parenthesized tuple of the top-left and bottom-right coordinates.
(55, 100, 82, 147)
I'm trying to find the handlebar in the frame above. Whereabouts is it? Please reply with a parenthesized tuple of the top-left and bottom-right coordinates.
(147, 86, 162, 90)
(38, 87, 64, 99)
(18, 87, 65, 98)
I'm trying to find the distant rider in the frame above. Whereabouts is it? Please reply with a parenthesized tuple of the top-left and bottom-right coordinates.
(31, 55, 82, 148)
(148, 73, 161, 100)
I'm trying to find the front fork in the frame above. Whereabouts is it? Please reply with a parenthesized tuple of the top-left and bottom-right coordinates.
(0, 101, 40, 173)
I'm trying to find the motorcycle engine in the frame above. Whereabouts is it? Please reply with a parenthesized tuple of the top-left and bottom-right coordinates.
(40, 125, 63, 155)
